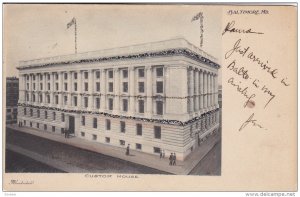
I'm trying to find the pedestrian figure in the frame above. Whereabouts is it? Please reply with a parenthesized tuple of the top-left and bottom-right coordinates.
(160, 150, 163, 159)
(162, 150, 165, 158)
(64, 128, 68, 138)
(126, 144, 130, 156)
(172, 153, 177, 166)
(169, 153, 173, 165)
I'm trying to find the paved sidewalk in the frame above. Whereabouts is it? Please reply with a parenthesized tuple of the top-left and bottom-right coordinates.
(6, 124, 220, 175)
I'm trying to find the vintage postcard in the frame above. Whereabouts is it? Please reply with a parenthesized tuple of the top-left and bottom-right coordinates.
(2, 4, 297, 191)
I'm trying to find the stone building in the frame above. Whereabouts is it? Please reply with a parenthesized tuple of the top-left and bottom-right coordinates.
(17, 37, 220, 160)
(6, 77, 19, 124)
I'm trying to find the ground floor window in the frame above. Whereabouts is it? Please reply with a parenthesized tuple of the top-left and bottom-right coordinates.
(44, 124, 47, 131)
(119, 140, 125, 146)
(81, 132, 85, 137)
(23, 120, 26, 126)
(93, 134, 97, 140)
(61, 128, 64, 134)
(37, 123, 39, 128)
(52, 126, 55, 132)
(30, 122, 32, 127)
(105, 137, 110, 143)
(153, 147, 161, 153)
(136, 143, 142, 150)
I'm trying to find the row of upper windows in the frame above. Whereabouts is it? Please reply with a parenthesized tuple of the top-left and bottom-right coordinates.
(26, 67, 164, 81)
(26, 80, 164, 93)
(22, 109, 162, 138)
(24, 96, 164, 115)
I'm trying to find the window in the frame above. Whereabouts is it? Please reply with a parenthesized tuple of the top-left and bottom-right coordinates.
(30, 122, 33, 127)
(47, 95, 50, 103)
(61, 128, 64, 134)
(74, 96, 77, 106)
(81, 116, 85, 126)
(81, 132, 85, 137)
(108, 82, 113, 92)
(53, 112, 56, 120)
(48, 83, 50, 90)
(55, 73, 58, 80)
(61, 113, 65, 122)
(39, 94, 43, 102)
(33, 83, 36, 90)
(138, 69, 145, 77)
(64, 96, 68, 105)
(156, 67, 163, 77)
(55, 95, 58, 104)
(84, 72, 88, 79)
(74, 72, 77, 79)
(74, 83, 77, 91)
(106, 119, 111, 130)
(138, 100, 144, 113)
(84, 97, 88, 108)
(33, 75, 36, 80)
(154, 126, 161, 139)
(64, 73, 68, 80)
(52, 126, 55, 132)
(45, 111, 48, 119)
(24, 120, 26, 126)
(156, 101, 163, 115)
(84, 82, 88, 91)
(136, 124, 142, 136)
(40, 83, 43, 90)
(26, 83, 29, 90)
(96, 71, 100, 79)
(7, 109, 11, 113)
(123, 99, 128, 112)
(93, 118, 97, 128)
(96, 82, 100, 92)
(120, 140, 125, 146)
(109, 98, 113, 110)
(96, 98, 100, 109)
(156, 81, 163, 93)
(105, 137, 110, 143)
(120, 121, 126, 133)
(64, 83, 68, 91)
(55, 83, 59, 91)
(123, 70, 128, 78)
(136, 143, 142, 150)
(37, 110, 40, 118)
(153, 147, 161, 153)
(30, 109, 33, 116)
(93, 134, 97, 140)
(47, 74, 50, 80)
(37, 123, 40, 128)
(40, 75, 43, 80)
(108, 70, 113, 78)
(26, 93, 29, 101)
(32, 94, 36, 102)
(44, 124, 47, 131)
(123, 82, 128, 92)
(138, 82, 144, 93)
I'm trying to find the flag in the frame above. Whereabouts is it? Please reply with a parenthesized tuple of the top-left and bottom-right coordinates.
(67, 17, 76, 29)
(191, 12, 203, 22)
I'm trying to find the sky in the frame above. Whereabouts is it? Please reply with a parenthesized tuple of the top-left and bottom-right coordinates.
(3, 4, 222, 82)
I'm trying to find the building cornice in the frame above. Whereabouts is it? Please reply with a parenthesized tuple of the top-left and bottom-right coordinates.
(17, 48, 221, 71)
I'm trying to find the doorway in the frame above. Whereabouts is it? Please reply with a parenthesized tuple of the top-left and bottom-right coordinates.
(69, 116, 75, 134)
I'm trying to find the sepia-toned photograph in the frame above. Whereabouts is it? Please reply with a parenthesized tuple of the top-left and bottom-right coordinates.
(4, 4, 222, 176)
(3, 3, 296, 192)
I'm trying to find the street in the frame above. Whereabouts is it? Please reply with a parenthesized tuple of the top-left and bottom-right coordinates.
(5, 127, 221, 175)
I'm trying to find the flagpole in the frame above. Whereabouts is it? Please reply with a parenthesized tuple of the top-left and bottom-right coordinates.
(75, 19, 77, 54)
